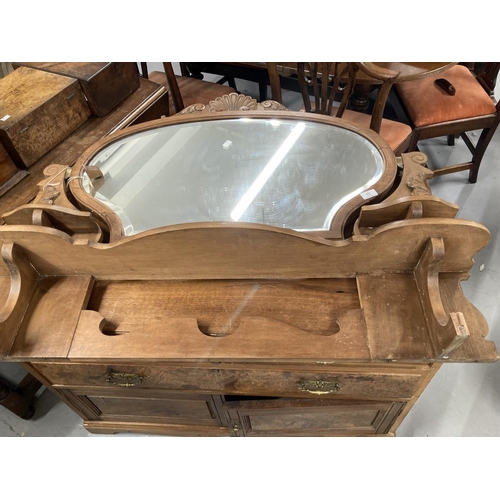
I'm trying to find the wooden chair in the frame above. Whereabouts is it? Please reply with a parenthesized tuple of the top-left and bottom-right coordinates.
(267, 62, 413, 155)
(144, 62, 237, 115)
(394, 63, 500, 183)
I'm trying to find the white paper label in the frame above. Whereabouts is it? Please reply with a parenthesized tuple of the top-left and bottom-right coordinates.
(1, 115, 10, 121)
(360, 189, 378, 200)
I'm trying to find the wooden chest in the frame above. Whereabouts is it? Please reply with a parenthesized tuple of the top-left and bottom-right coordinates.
(0, 67, 91, 168)
(0, 142, 28, 196)
(13, 63, 140, 117)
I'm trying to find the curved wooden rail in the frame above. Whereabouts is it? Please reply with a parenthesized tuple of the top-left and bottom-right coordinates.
(0, 243, 39, 356)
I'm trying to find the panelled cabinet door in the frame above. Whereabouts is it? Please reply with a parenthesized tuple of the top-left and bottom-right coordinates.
(63, 388, 224, 428)
(224, 397, 405, 437)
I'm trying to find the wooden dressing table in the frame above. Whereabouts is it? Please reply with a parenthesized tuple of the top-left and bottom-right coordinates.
(0, 95, 496, 436)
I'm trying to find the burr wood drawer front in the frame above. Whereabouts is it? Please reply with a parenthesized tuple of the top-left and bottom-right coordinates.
(34, 363, 430, 400)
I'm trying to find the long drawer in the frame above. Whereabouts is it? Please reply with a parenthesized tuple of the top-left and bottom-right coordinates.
(33, 362, 429, 400)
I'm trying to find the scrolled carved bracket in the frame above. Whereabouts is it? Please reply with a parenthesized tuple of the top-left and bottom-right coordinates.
(407, 172, 433, 196)
(414, 237, 470, 359)
(34, 164, 78, 210)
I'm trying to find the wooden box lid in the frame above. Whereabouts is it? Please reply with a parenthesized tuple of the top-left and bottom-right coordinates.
(13, 63, 140, 117)
(0, 67, 91, 167)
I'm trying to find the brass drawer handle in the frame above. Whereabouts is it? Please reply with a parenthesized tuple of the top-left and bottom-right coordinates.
(298, 380, 341, 395)
(106, 372, 147, 387)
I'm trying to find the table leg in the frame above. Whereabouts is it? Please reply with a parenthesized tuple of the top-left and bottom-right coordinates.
(350, 83, 374, 112)
(0, 373, 42, 420)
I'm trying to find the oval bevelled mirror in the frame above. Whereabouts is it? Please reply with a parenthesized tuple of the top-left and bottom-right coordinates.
(77, 115, 391, 236)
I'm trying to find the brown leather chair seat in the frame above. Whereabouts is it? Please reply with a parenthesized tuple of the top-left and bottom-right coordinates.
(394, 63, 500, 183)
(396, 65, 497, 127)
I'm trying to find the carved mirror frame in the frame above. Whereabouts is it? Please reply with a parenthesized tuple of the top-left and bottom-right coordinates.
(68, 101, 397, 241)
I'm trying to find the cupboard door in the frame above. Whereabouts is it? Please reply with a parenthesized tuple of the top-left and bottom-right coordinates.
(64, 388, 223, 428)
(224, 397, 404, 436)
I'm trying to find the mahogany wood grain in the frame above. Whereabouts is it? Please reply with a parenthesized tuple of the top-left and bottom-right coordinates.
(88, 279, 359, 336)
(83, 420, 229, 436)
(70, 307, 370, 362)
(9, 275, 93, 359)
(0, 96, 496, 435)
(358, 272, 497, 362)
(225, 398, 405, 436)
(357, 273, 436, 361)
(33, 362, 428, 400)
(3, 204, 102, 241)
(76, 388, 222, 426)
(354, 195, 459, 233)
(0, 219, 489, 280)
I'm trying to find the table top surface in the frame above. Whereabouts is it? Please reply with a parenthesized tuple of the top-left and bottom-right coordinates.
(234, 62, 456, 83)
(71, 111, 396, 238)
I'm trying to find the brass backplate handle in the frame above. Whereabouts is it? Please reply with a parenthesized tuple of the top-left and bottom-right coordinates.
(298, 380, 341, 395)
(106, 372, 147, 387)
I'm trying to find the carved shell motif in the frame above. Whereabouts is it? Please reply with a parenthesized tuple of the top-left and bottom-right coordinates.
(208, 93, 259, 112)
(179, 93, 288, 114)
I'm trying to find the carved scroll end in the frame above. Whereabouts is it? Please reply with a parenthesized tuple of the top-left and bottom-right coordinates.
(178, 103, 208, 115)
(407, 152, 428, 167)
(34, 164, 78, 209)
(260, 100, 289, 111)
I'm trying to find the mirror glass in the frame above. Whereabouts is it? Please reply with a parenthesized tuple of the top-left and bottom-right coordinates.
(82, 118, 385, 235)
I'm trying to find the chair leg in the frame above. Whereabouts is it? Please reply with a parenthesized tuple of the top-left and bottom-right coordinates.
(259, 79, 268, 102)
(406, 130, 420, 152)
(468, 126, 498, 183)
(447, 134, 456, 146)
